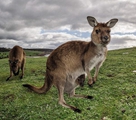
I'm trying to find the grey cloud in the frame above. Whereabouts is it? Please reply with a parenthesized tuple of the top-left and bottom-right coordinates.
(0, 0, 136, 49)
(111, 37, 128, 45)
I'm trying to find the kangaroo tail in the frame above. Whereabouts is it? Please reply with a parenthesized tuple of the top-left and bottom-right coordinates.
(23, 70, 53, 94)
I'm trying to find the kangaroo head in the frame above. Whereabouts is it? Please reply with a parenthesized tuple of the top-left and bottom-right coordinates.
(87, 16, 118, 46)
(9, 58, 20, 75)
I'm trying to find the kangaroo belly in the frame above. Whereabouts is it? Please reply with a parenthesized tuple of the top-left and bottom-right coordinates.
(64, 81, 78, 94)
(64, 69, 85, 93)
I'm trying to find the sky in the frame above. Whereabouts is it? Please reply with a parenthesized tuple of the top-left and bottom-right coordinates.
(0, 0, 136, 50)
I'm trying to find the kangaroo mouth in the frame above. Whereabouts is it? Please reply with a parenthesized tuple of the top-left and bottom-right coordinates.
(13, 69, 19, 76)
(101, 41, 109, 47)
(102, 41, 109, 44)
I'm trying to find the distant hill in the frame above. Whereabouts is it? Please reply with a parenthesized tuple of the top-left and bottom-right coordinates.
(0, 48, 10, 52)
(0, 47, 54, 59)
(0, 47, 53, 52)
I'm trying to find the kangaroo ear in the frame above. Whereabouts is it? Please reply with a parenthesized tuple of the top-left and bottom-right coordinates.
(87, 16, 98, 27)
(106, 18, 118, 28)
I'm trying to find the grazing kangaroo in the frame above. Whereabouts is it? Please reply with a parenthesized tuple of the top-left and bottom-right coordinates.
(6, 45, 26, 81)
(23, 16, 118, 112)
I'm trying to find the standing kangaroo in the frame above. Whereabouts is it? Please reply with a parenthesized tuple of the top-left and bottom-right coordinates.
(23, 16, 118, 112)
(6, 45, 26, 81)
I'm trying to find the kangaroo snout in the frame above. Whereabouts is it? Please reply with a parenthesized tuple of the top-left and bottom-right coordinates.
(101, 35, 109, 43)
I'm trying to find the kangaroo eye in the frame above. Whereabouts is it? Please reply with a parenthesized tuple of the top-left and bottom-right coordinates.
(107, 30, 110, 33)
(96, 30, 99, 34)
(96, 29, 100, 34)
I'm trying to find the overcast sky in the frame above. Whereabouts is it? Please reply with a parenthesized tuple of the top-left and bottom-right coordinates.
(0, 0, 136, 50)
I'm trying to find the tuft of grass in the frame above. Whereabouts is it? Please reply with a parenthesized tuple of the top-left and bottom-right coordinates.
(0, 47, 136, 120)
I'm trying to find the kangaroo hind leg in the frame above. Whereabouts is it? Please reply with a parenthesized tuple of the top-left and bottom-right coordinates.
(56, 80, 81, 113)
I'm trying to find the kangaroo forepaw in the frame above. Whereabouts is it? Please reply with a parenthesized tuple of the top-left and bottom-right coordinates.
(88, 78, 96, 87)
(92, 77, 97, 83)
(88, 79, 94, 87)
(6, 77, 10, 81)
(88, 82, 94, 87)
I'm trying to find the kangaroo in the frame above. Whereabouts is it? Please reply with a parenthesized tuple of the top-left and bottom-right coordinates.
(6, 45, 26, 81)
(76, 74, 85, 87)
(23, 16, 118, 113)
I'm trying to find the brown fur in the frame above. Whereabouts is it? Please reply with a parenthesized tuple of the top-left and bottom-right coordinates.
(6, 45, 26, 81)
(76, 74, 85, 87)
(23, 16, 118, 112)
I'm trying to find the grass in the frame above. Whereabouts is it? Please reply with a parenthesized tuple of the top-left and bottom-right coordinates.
(0, 52, 8, 59)
(0, 47, 136, 120)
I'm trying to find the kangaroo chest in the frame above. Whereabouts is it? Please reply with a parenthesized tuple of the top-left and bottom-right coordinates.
(88, 53, 105, 71)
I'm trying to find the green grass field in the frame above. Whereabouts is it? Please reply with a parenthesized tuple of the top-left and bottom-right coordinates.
(0, 48, 136, 120)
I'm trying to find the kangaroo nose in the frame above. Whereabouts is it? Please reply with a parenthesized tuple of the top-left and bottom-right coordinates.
(103, 36, 108, 41)
(101, 36, 109, 42)
(101, 36, 109, 44)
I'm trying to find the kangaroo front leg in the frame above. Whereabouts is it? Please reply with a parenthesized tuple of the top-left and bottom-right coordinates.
(6, 68, 13, 81)
(86, 69, 94, 86)
(93, 62, 103, 83)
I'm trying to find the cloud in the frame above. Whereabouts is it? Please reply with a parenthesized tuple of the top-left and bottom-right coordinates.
(108, 33, 136, 50)
(0, 0, 136, 50)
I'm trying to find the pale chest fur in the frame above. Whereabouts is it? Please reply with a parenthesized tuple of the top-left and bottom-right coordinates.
(88, 52, 106, 71)
(86, 46, 107, 71)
